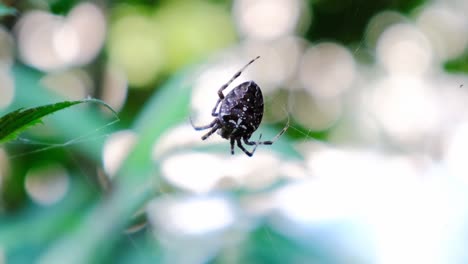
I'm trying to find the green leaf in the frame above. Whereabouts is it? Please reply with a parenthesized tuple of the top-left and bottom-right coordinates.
(0, 98, 117, 144)
(0, 4, 16, 17)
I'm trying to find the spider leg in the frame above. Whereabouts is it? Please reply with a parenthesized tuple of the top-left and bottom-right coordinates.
(201, 123, 220, 140)
(230, 138, 235, 155)
(217, 56, 260, 99)
(243, 133, 262, 145)
(236, 138, 258, 157)
(211, 56, 261, 116)
(211, 105, 219, 117)
(244, 133, 273, 145)
(243, 120, 289, 145)
(190, 118, 217, 131)
(266, 118, 290, 143)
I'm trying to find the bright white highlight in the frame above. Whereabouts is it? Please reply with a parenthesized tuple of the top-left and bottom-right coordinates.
(299, 42, 356, 98)
(103, 130, 137, 177)
(25, 165, 69, 206)
(15, 3, 105, 71)
(234, 0, 303, 40)
(147, 196, 235, 236)
(377, 23, 432, 75)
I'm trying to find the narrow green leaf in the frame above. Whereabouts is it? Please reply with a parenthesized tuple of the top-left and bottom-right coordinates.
(0, 4, 16, 17)
(0, 98, 117, 144)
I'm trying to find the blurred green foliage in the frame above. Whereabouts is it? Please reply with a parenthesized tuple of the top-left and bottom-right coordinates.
(307, 0, 425, 43)
(0, 4, 16, 17)
(1, 0, 468, 263)
(445, 53, 468, 74)
(107, 0, 236, 86)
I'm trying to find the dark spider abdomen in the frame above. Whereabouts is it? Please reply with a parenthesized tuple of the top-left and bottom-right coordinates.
(218, 81, 264, 139)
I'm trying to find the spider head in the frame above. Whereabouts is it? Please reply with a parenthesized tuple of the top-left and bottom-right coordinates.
(218, 126, 232, 139)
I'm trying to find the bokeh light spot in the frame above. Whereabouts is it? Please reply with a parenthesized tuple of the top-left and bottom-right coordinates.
(365, 11, 408, 50)
(25, 165, 69, 206)
(417, 4, 468, 61)
(161, 150, 282, 193)
(66, 3, 106, 65)
(15, 3, 106, 71)
(299, 42, 356, 98)
(0, 66, 15, 108)
(101, 65, 128, 112)
(103, 130, 137, 177)
(289, 90, 342, 131)
(162, 153, 226, 193)
(147, 196, 235, 236)
(370, 76, 441, 146)
(234, 0, 304, 40)
(0, 26, 14, 65)
(108, 14, 165, 87)
(376, 23, 432, 75)
(40, 69, 92, 100)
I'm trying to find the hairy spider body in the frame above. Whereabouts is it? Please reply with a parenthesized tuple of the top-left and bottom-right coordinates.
(191, 56, 287, 157)
(218, 81, 263, 139)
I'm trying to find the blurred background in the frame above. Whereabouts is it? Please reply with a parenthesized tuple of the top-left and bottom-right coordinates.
(1, 0, 468, 263)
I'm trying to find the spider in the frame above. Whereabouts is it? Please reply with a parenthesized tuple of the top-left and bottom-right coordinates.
(191, 56, 288, 157)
